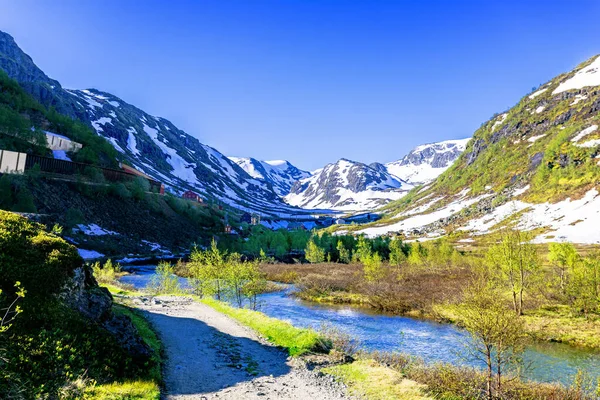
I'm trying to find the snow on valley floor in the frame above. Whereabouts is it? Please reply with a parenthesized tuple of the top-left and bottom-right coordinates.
(360, 188, 600, 244)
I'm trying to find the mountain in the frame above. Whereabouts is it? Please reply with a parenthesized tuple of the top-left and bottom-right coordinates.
(285, 158, 411, 211)
(385, 139, 470, 185)
(357, 55, 600, 244)
(228, 157, 311, 196)
(0, 31, 302, 217)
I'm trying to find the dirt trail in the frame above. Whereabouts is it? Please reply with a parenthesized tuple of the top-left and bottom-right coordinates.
(135, 296, 351, 400)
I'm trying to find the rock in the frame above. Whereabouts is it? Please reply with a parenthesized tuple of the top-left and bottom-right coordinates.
(59, 265, 152, 363)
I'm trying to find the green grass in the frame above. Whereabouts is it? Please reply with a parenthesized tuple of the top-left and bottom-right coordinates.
(102, 282, 145, 297)
(85, 304, 162, 400)
(201, 298, 327, 356)
(323, 359, 432, 400)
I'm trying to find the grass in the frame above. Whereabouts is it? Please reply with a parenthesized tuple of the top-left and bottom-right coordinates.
(84, 304, 162, 400)
(201, 297, 327, 356)
(102, 282, 145, 297)
(323, 359, 432, 400)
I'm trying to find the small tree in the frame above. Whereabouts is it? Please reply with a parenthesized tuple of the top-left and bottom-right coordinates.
(389, 238, 406, 267)
(458, 278, 525, 400)
(487, 228, 540, 315)
(305, 239, 325, 263)
(148, 261, 181, 294)
(189, 240, 227, 299)
(353, 236, 372, 263)
(568, 251, 600, 315)
(363, 252, 385, 282)
(548, 242, 579, 294)
(336, 240, 351, 264)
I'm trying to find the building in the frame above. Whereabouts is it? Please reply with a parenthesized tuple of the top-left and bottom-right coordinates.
(0, 150, 26, 174)
(44, 131, 83, 152)
(251, 213, 260, 225)
(182, 190, 203, 203)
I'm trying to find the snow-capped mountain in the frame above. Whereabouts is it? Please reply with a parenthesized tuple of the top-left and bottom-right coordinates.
(386, 139, 470, 185)
(285, 159, 411, 211)
(0, 31, 305, 216)
(228, 157, 311, 196)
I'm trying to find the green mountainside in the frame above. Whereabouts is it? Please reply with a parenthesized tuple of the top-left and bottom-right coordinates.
(356, 55, 600, 243)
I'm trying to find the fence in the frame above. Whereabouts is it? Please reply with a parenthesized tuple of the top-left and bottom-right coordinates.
(0, 150, 26, 174)
(24, 154, 163, 192)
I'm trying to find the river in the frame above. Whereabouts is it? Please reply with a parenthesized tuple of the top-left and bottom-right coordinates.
(119, 265, 600, 386)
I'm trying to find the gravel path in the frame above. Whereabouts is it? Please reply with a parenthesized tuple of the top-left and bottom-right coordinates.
(135, 296, 351, 400)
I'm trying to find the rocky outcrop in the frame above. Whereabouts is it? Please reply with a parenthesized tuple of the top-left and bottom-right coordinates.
(60, 266, 152, 362)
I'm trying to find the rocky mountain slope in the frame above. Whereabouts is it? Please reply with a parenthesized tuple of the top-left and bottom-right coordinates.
(0, 30, 306, 217)
(228, 157, 311, 196)
(357, 55, 600, 244)
(285, 158, 411, 211)
(385, 139, 470, 185)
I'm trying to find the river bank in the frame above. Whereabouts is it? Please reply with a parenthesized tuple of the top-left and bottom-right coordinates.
(116, 264, 600, 387)
(260, 261, 600, 351)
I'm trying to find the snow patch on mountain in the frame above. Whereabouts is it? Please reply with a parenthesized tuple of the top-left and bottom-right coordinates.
(553, 56, 600, 94)
(385, 138, 470, 185)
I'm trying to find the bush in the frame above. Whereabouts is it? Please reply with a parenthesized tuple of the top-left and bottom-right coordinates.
(92, 259, 121, 284)
(65, 207, 85, 228)
(0, 210, 81, 309)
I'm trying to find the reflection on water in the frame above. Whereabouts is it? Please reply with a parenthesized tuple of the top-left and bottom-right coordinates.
(120, 265, 600, 386)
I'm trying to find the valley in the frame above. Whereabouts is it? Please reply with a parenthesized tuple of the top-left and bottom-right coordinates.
(1, 7, 600, 400)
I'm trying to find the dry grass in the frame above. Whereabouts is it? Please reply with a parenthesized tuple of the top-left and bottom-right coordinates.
(261, 261, 473, 316)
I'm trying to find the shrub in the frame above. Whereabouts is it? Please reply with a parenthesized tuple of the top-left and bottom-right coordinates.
(0, 210, 81, 310)
(65, 207, 85, 228)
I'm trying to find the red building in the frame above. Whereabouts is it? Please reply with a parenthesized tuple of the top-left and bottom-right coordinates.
(182, 190, 203, 203)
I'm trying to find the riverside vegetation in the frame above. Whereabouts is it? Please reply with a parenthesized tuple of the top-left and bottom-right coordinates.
(113, 229, 600, 400)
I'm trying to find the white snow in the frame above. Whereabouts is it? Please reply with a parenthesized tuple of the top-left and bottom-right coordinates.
(491, 113, 508, 132)
(571, 94, 588, 105)
(284, 158, 408, 211)
(553, 56, 600, 94)
(108, 100, 120, 107)
(460, 189, 600, 244)
(513, 185, 530, 197)
(74, 224, 119, 236)
(386, 138, 470, 185)
(576, 139, 600, 148)
(52, 150, 71, 161)
(571, 125, 598, 143)
(91, 117, 113, 134)
(359, 193, 491, 237)
(108, 137, 126, 154)
(77, 249, 105, 260)
(528, 88, 548, 99)
(535, 106, 546, 114)
(127, 127, 141, 156)
(143, 122, 198, 184)
(527, 134, 546, 143)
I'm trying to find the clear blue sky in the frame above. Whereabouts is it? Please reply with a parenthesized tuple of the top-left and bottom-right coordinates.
(1, 0, 599, 170)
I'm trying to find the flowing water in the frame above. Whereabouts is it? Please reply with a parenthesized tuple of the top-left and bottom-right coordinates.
(120, 265, 600, 386)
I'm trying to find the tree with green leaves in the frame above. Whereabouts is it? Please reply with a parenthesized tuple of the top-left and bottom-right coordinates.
(548, 242, 579, 294)
(336, 240, 351, 264)
(487, 228, 540, 316)
(458, 276, 525, 400)
(568, 251, 600, 315)
(389, 238, 406, 267)
(363, 252, 384, 282)
(305, 239, 325, 263)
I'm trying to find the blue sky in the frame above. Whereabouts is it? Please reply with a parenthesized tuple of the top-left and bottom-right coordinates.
(1, 0, 599, 170)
